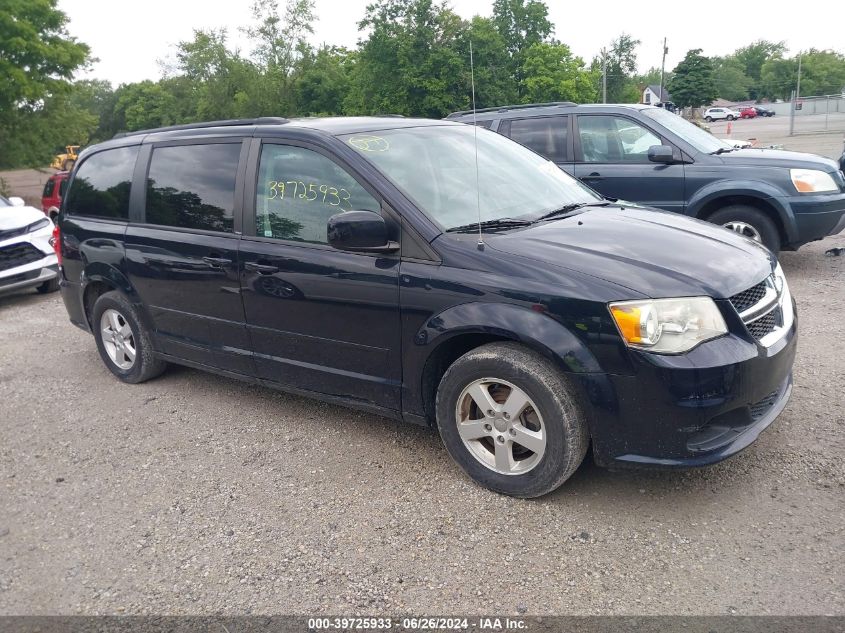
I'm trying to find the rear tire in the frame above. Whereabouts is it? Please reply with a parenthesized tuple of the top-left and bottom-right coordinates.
(708, 205, 781, 254)
(435, 342, 589, 498)
(92, 291, 166, 384)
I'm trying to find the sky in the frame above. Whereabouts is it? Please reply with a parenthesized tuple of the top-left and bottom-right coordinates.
(58, 0, 844, 87)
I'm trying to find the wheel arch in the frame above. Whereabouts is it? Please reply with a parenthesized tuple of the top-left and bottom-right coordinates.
(412, 302, 602, 425)
(80, 264, 154, 335)
(687, 183, 797, 245)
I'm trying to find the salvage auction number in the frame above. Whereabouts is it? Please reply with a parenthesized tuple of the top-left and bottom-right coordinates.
(267, 180, 351, 209)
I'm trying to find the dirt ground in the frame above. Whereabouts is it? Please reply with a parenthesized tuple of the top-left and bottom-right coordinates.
(0, 232, 843, 616)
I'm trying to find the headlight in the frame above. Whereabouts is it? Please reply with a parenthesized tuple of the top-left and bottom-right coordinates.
(790, 169, 838, 193)
(24, 217, 51, 234)
(609, 297, 728, 354)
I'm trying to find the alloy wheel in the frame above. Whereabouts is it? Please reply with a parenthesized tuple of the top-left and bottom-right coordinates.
(455, 378, 546, 475)
(722, 221, 762, 242)
(100, 308, 137, 370)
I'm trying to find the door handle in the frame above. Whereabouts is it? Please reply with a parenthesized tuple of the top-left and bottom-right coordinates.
(582, 172, 604, 180)
(203, 256, 232, 267)
(244, 261, 279, 274)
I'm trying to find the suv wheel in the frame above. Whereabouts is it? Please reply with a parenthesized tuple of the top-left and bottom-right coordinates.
(435, 342, 588, 498)
(705, 116, 713, 122)
(727, 114, 735, 121)
(92, 291, 166, 383)
(708, 205, 781, 254)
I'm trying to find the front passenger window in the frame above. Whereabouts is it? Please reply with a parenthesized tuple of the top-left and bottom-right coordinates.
(256, 145, 379, 244)
(578, 116, 661, 163)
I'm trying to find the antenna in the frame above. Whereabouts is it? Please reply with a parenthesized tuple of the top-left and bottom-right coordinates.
(469, 41, 483, 249)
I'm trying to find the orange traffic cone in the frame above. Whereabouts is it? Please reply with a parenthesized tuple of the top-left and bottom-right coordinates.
(726, 121, 732, 137)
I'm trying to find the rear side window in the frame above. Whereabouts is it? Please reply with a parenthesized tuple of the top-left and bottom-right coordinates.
(145, 144, 241, 233)
(501, 116, 568, 162)
(43, 179, 55, 197)
(65, 146, 139, 219)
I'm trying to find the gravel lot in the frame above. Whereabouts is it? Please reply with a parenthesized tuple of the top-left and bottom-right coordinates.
(1, 235, 844, 617)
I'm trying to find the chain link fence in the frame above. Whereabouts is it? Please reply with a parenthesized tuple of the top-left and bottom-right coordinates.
(784, 94, 845, 135)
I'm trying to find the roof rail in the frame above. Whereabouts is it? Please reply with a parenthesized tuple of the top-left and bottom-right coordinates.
(445, 101, 577, 119)
(113, 117, 289, 139)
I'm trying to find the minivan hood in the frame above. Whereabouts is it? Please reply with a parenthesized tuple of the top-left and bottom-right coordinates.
(486, 206, 775, 299)
(718, 147, 840, 171)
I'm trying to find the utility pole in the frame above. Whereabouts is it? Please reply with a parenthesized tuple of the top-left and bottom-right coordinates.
(601, 48, 607, 104)
(790, 52, 802, 137)
(659, 38, 668, 104)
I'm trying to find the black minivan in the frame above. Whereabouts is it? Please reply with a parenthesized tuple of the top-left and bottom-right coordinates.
(56, 117, 797, 497)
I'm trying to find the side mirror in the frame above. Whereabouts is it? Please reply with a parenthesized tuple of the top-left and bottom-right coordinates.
(648, 145, 675, 164)
(8, 196, 25, 207)
(327, 210, 399, 253)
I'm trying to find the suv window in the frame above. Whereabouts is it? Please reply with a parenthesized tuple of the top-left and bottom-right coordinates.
(256, 144, 379, 244)
(43, 179, 55, 197)
(145, 144, 241, 233)
(578, 116, 661, 163)
(502, 116, 568, 163)
(65, 146, 139, 219)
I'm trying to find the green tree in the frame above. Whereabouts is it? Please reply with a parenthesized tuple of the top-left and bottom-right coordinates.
(457, 16, 517, 108)
(712, 57, 752, 101)
(242, 0, 316, 115)
(491, 0, 552, 97)
(519, 42, 597, 104)
(345, 0, 465, 117)
(761, 50, 845, 100)
(733, 40, 785, 99)
(594, 33, 641, 103)
(668, 49, 718, 109)
(295, 46, 353, 115)
(114, 81, 178, 131)
(0, 0, 93, 167)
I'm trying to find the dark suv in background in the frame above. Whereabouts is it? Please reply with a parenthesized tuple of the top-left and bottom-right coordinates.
(56, 117, 796, 497)
(447, 102, 845, 253)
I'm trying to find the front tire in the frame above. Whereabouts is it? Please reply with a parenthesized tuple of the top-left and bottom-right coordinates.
(435, 343, 588, 498)
(727, 115, 735, 121)
(705, 116, 713, 122)
(708, 205, 781, 254)
(36, 277, 59, 294)
(92, 291, 166, 383)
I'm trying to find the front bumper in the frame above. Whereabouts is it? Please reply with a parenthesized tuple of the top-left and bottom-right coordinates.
(0, 257, 58, 295)
(787, 191, 845, 245)
(587, 316, 797, 469)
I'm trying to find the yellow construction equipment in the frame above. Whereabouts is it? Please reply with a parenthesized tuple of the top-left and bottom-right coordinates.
(50, 145, 80, 171)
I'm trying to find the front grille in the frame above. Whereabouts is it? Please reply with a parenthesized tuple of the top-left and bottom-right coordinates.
(729, 280, 768, 313)
(746, 309, 778, 339)
(0, 243, 45, 272)
(750, 389, 780, 421)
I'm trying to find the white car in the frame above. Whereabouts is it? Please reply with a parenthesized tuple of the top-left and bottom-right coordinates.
(721, 138, 753, 149)
(0, 195, 60, 295)
(703, 107, 741, 122)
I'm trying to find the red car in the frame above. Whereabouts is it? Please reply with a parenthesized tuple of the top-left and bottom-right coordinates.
(740, 107, 757, 119)
(41, 171, 69, 220)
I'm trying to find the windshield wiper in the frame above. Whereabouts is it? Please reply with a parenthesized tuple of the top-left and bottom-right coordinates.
(711, 146, 737, 155)
(445, 218, 532, 233)
(536, 200, 610, 222)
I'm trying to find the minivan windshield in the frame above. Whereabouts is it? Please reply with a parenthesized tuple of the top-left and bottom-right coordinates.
(642, 107, 726, 154)
(340, 125, 601, 231)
